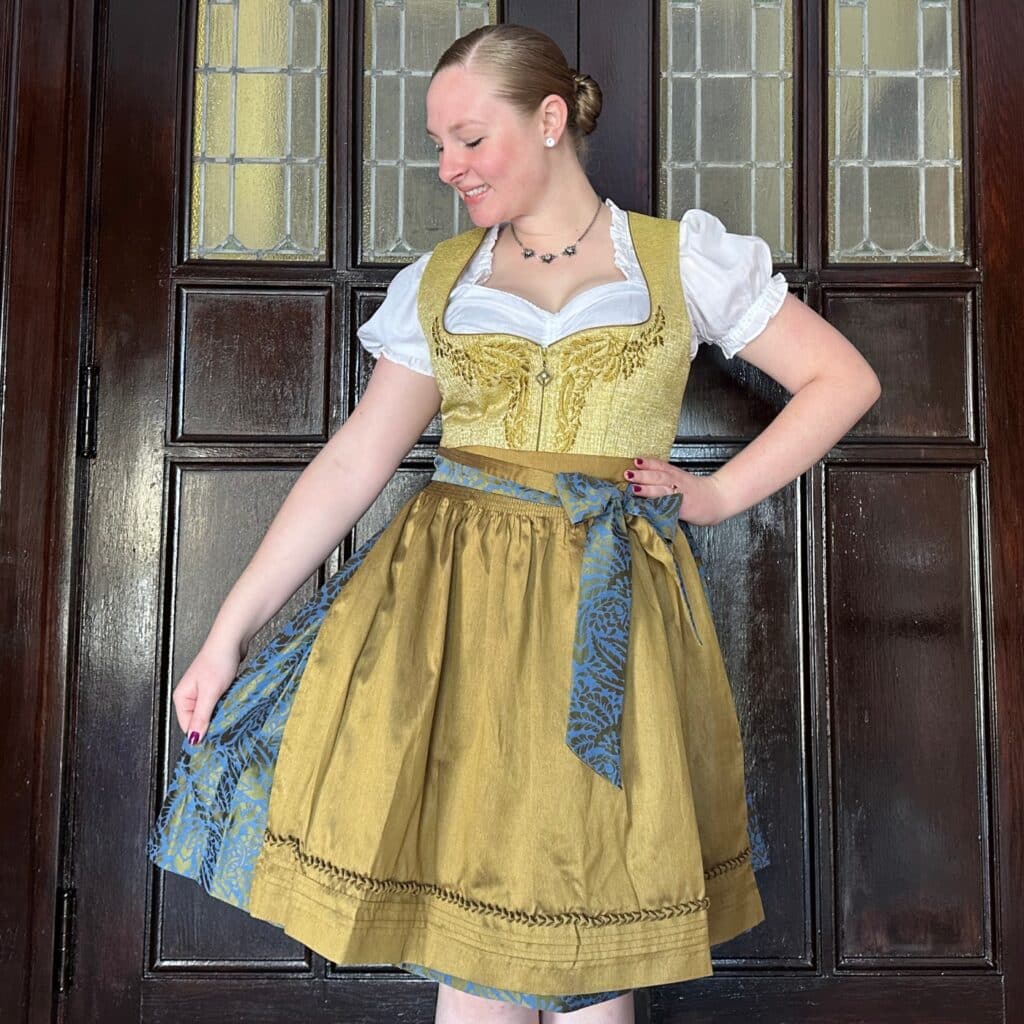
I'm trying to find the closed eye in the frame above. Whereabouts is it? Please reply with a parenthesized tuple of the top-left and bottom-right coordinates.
(434, 138, 483, 153)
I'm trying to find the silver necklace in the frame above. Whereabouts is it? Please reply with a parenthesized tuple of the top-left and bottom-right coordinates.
(508, 197, 604, 264)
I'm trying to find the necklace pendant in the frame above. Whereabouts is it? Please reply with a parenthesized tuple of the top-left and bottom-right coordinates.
(563, 244, 577, 256)
(521, 247, 535, 259)
(540, 252, 557, 263)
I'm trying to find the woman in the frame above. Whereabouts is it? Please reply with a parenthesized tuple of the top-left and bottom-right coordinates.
(148, 23, 880, 1024)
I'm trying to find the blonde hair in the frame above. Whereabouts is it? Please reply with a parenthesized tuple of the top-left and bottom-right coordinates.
(432, 24, 602, 165)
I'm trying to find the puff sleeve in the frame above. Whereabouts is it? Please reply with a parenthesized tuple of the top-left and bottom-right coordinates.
(679, 209, 789, 360)
(356, 252, 435, 377)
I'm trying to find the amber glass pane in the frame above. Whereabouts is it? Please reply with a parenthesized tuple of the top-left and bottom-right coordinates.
(658, 0, 795, 262)
(361, 0, 497, 262)
(189, 0, 329, 261)
(828, 0, 964, 261)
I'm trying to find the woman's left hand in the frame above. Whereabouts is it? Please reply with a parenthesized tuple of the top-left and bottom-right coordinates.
(624, 457, 728, 526)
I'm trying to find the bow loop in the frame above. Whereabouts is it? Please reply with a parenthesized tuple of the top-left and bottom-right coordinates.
(552, 472, 623, 526)
(554, 473, 681, 543)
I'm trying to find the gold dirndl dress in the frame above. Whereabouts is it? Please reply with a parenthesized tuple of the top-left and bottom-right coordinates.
(147, 209, 767, 1010)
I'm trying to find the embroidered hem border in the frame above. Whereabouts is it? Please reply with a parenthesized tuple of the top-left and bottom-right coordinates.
(262, 828, 751, 926)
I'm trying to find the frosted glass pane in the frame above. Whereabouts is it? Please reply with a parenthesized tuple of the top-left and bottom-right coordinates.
(235, 73, 288, 157)
(869, 165, 919, 250)
(361, 0, 499, 262)
(867, 0, 919, 69)
(701, 78, 752, 164)
(866, 77, 917, 162)
(828, 0, 964, 261)
(291, 73, 321, 160)
(189, 0, 329, 261)
(658, 0, 795, 262)
(234, 162, 287, 249)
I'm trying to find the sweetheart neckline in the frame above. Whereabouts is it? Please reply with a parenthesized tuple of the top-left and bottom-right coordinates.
(463, 278, 642, 319)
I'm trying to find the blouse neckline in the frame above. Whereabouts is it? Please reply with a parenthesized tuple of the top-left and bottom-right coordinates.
(458, 198, 646, 321)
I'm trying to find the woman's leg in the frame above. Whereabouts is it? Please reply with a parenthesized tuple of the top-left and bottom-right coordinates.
(434, 982, 541, 1023)
(540, 991, 635, 1024)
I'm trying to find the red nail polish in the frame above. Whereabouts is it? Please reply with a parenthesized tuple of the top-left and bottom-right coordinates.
(632, 484, 641, 493)
(625, 471, 634, 479)
(188, 731, 200, 745)
(635, 458, 644, 466)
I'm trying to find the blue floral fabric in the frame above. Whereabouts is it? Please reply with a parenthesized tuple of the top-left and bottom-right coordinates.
(146, 526, 387, 910)
(397, 960, 628, 1011)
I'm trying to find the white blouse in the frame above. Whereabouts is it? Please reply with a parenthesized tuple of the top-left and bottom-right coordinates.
(358, 197, 788, 378)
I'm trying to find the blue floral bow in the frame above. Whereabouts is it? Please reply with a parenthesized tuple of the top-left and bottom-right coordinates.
(430, 455, 703, 789)
(551, 473, 703, 787)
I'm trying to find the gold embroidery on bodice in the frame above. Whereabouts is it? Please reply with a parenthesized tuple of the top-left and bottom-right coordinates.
(418, 210, 694, 458)
(429, 320, 535, 449)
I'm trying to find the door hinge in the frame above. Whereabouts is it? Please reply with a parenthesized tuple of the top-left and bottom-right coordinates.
(55, 886, 76, 995)
(77, 364, 99, 459)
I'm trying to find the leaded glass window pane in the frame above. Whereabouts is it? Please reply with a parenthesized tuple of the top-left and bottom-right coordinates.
(190, 0, 329, 261)
(658, 0, 795, 262)
(362, 0, 497, 262)
(828, 0, 964, 261)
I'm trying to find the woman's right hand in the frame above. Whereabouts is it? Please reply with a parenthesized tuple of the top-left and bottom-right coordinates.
(172, 640, 245, 745)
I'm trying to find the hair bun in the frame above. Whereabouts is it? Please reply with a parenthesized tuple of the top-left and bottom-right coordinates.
(569, 70, 600, 138)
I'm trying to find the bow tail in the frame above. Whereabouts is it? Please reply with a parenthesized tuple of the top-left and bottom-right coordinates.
(563, 510, 632, 789)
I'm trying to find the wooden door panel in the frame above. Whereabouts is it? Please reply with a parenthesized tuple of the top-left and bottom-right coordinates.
(164, 463, 320, 707)
(649, 974, 1005, 1023)
(158, 873, 308, 966)
(828, 467, 991, 965)
(679, 341, 794, 441)
(676, 299, 799, 445)
(693, 482, 812, 966)
(823, 291, 975, 442)
(176, 289, 333, 442)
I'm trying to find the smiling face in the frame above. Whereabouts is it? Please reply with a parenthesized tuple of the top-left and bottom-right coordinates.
(425, 64, 560, 226)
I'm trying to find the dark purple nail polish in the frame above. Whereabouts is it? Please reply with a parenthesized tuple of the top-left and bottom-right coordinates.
(188, 731, 200, 745)
(632, 484, 641, 493)
(625, 471, 634, 479)
(635, 458, 644, 465)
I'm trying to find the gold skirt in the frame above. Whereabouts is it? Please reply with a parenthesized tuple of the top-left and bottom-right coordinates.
(247, 445, 764, 996)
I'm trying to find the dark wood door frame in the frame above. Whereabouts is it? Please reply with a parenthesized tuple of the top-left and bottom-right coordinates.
(1, 0, 95, 1019)
(976, 7, 1024, 1018)
(2, 1, 1022, 1021)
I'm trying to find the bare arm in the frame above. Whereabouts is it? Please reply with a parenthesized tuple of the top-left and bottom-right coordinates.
(626, 293, 882, 522)
(175, 355, 441, 740)
(705, 293, 881, 519)
(204, 355, 441, 654)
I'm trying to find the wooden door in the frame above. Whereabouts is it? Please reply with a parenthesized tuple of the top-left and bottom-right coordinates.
(2, 0, 1021, 1022)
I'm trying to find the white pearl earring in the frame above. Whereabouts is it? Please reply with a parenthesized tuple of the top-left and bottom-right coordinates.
(544, 137, 555, 147)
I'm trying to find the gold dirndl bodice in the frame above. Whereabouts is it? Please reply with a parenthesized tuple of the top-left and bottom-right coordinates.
(417, 210, 693, 458)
